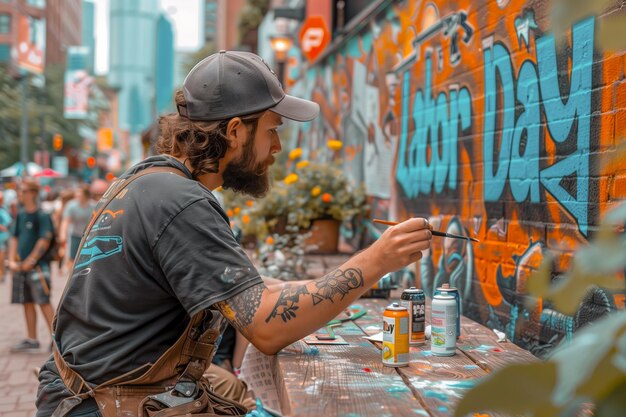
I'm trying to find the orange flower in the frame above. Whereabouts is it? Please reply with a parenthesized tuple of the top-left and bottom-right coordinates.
(265, 236, 274, 245)
(311, 186, 321, 197)
(233, 207, 241, 215)
(242, 214, 250, 224)
(246, 200, 254, 207)
(288, 148, 303, 160)
(284, 173, 299, 185)
(296, 160, 309, 169)
(321, 193, 332, 203)
(226, 209, 234, 217)
(327, 139, 343, 151)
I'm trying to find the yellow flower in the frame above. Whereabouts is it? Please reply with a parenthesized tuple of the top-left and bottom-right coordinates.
(284, 173, 299, 185)
(311, 186, 322, 197)
(233, 207, 241, 215)
(288, 148, 303, 160)
(327, 139, 343, 151)
(296, 160, 309, 169)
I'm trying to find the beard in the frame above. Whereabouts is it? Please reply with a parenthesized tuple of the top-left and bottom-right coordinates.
(222, 132, 274, 198)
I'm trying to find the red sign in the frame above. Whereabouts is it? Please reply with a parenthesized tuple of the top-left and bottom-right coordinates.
(299, 16, 330, 62)
(15, 15, 45, 74)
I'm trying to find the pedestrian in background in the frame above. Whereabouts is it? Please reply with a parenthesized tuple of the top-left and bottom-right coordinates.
(59, 184, 96, 272)
(8, 179, 55, 352)
(0, 190, 13, 282)
(89, 178, 109, 203)
(36, 51, 432, 417)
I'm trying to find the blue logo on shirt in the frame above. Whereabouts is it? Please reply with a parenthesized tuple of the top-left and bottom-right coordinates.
(76, 236, 123, 269)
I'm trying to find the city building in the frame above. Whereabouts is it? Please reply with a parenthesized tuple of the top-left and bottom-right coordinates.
(0, 0, 46, 69)
(108, 0, 173, 164)
(155, 13, 174, 116)
(0, 0, 83, 69)
(215, 0, 245, 51)
(81, 0, 95, 74)
(45, 0, 82, 67)
(204, 0, 217, 45)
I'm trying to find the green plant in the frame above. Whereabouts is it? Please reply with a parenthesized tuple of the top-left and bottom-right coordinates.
(454, 146, 626, 417)
(256, 228, 314, 281)
(278, 141, 368, 229)
(225, 141, 368, 242)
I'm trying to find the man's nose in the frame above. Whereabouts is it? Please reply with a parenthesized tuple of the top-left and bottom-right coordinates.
(271, 135, 282, 154)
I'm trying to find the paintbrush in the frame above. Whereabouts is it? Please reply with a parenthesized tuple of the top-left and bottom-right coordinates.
(372, 219, 480, 243)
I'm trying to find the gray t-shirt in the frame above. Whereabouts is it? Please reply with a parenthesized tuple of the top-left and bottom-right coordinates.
(37, 155, 262, 414)
(62, 199, 96, 238)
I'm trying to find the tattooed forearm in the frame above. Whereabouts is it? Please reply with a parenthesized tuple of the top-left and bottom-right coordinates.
(265, 268, 364, 323)
(311, 268, 363, 305)
(265, 285, 309, 323)
(218, 282, 266, 334)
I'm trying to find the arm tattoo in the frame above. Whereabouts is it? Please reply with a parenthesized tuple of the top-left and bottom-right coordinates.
(219, 282, 266, 332)
(265, 285, 310, 323)
(311, 268, 363, 305)
(265, 267, 364, 323)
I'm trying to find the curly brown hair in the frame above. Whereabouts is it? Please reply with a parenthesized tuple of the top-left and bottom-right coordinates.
(156, 91, 263, 179)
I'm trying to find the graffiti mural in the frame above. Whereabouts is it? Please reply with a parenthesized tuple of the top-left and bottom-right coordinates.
(287, 0, 626, 354)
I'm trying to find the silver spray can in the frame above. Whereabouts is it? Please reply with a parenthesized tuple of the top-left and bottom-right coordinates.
(434, 283, 461, 338)
(431, 292, 457, 356)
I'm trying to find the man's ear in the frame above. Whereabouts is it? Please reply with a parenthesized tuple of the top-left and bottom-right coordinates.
(226, 117, 245, 149)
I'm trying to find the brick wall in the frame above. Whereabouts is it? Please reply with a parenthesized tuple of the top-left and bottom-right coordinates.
(287, 0, 626, 355)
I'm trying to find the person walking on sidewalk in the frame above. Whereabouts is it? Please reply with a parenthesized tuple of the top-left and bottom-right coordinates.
(36, 51, 432, 417)
(59, 184, 95, 273)
(8, 179, 55, 352)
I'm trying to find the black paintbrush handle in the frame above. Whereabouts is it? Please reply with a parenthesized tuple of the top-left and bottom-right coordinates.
(431, 230, 478, 242)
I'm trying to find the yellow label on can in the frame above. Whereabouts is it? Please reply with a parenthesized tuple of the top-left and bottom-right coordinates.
(382, 315, 409, 366)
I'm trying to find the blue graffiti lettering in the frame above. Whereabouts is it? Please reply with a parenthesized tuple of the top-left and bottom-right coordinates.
(482, 17, 594, 235)
(396, 56, 472, 198)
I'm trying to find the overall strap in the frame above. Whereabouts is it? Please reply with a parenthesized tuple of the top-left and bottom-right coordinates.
(51, 165, 188, 417)
(53, 166, 187, 325)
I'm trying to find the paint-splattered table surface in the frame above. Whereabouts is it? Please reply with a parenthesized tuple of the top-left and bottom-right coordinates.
(242, 297, 537, 417)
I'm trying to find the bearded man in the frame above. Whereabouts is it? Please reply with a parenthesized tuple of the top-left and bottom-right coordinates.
(36, 51, 432, 417)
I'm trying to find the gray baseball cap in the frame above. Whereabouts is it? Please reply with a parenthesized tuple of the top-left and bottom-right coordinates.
(178, 50, 319, 122)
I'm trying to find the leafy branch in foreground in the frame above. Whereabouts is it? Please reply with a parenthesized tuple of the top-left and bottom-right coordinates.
(455, 147, 626, 417)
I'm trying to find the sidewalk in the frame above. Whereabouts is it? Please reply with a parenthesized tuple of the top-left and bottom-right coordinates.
(0, 265, 64, 417)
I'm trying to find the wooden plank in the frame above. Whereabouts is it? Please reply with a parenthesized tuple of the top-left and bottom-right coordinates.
(394, 345, 489, 417)
(353, 298, 538, 417)
(458, 317, 537, 372)
(347, 298, 388, 336)
(268, 295, 538, 416)
(275, 332, 425, 416)
(348, 298, 488, 417)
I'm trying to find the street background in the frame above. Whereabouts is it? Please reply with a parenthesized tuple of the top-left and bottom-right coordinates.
(0, 266, 63, 416)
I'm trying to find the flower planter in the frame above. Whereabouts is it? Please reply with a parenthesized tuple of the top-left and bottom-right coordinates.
(304, 219, 340, 254)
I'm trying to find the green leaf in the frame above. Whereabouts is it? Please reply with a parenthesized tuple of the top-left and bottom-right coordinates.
(453, 362, 558, 417)
(596, 15, 626, 52)
(547, 241, 626, 314)
(596, 380, 626, 417)
(549, 311, 626, 406)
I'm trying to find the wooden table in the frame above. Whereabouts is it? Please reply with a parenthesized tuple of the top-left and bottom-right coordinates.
(241, 297, 537, 417)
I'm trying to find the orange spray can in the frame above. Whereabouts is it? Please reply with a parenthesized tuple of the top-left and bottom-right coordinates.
(382, 303, 409, 367)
